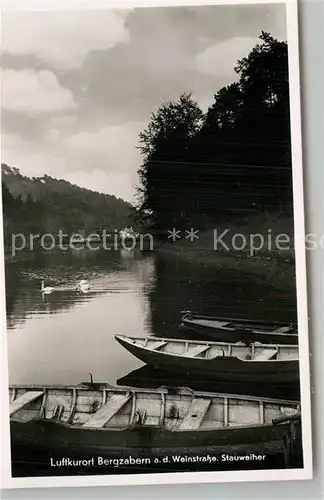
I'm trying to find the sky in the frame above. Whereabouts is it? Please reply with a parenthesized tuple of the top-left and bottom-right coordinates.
(1, 3, 287, 202)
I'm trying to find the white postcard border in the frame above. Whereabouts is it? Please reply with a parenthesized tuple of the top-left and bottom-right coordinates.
(0, 0, 313, 489)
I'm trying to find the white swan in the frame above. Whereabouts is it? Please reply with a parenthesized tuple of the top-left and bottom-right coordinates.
(41, 280, 55, 294)
(76, 279, 90, 293)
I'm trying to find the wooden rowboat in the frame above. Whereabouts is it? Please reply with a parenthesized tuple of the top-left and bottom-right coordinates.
(9, 384, 302, 470)
(179, 311, 298, 345)
(115, 335, 299, 384)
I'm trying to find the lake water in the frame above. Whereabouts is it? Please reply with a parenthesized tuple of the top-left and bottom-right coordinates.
(6, 248, 297, 389)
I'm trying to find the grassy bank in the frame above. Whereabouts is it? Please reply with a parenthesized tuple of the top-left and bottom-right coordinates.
(157, 212, 296, 292)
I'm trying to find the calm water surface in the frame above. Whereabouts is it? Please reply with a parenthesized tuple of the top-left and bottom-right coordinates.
(6, 248, 297, 387)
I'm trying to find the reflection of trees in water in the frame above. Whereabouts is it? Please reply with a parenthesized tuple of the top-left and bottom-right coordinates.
(5, 263, 24, 328)
(5, 249, 297, 336)
(5, 248, 149, 330)
(134, 257, 155, 333)
(6, 284, 90, 330)
(147, 254, 297, 337)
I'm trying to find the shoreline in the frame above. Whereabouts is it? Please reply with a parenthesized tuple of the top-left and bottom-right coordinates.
(156, 237, 296, 293)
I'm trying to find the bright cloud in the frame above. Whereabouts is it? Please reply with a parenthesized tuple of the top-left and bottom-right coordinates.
(1, 69, 77, 114)
(62, 124, 143, 172)
(1, 121, 144, 201)
(196, 36, 260, 80)
(64, 169, 132, 201)
(2, 10, 131, 69)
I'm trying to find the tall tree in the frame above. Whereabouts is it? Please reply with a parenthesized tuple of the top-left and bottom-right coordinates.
(137, 93, 203, 231)
(196, 32, 291, 214)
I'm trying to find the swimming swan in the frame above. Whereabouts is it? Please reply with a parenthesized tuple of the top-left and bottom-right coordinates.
(76, 279, 90, 293)
(41, 280, 55, 294)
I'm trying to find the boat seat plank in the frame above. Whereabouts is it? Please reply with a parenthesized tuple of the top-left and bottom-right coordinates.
(84, 394, 131, 428)
(10, 391, 44, 416)
(148, 341, 167, 351)
(190, 319, 221, 327)
(275, 326, 291, 333)
(177, 398, 211, 430)
(253, 349, 278, 361)
(184, 345, 210, 357)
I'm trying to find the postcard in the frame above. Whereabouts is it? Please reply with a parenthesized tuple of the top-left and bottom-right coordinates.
(0, 0, 312, 489)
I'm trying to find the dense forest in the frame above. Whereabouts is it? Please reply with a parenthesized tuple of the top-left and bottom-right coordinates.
(137, 32, 294, 233)
(2, 164, 133, 246)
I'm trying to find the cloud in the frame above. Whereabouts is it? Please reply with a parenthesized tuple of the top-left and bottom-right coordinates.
(195, 36, 260, 81)
(1, 69, 77, 114)
(1, 5, 287, 202)
(62, 124, 143, 173)
(1, 121, 144, 201)
(2, 11, 131, 69)
(2, 133, 67, 178)
(64, 169, 132, 202)
(2, 134, 135, 202)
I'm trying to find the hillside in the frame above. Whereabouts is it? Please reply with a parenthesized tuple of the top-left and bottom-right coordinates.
(1, 163, 134, 242)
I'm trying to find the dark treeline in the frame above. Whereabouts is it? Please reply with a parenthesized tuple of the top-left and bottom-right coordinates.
(2, 164, 133, 247)
(137, 32, 293, 232)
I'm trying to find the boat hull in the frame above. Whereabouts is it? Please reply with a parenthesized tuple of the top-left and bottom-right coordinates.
(116, 337, 299, 384)
(9, 383, 303, 476)
(179, 319, 298, 345)
(10, 418, 302, 475)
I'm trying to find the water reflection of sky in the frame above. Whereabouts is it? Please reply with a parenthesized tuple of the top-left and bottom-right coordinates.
(6, 250, 155, 386)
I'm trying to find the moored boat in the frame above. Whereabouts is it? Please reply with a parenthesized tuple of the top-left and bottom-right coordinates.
(115, 335, 299, 384)
(9, 383, 301, 470)
(179, 311, 298, 345)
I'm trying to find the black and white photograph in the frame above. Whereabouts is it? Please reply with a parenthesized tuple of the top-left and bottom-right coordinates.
(0, 0, 312, 489)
